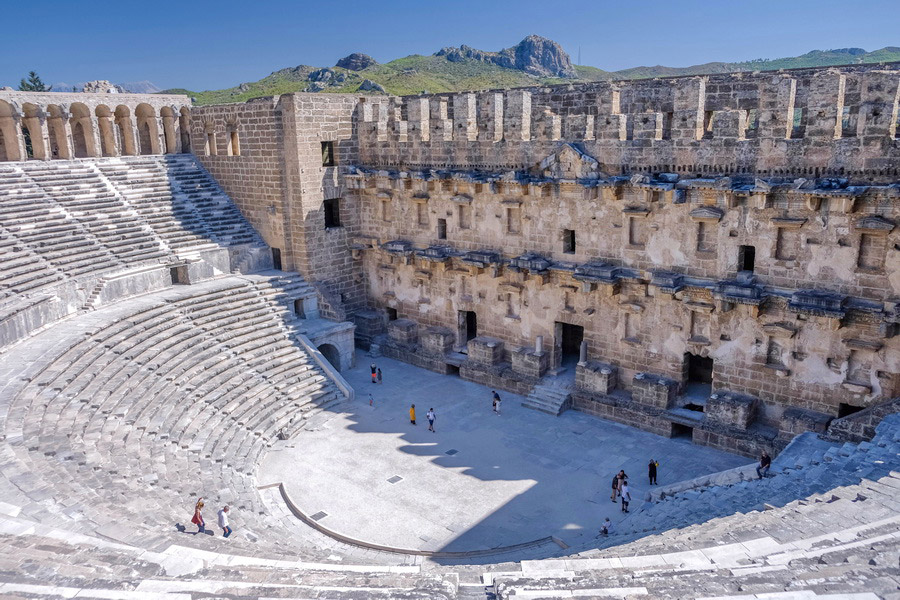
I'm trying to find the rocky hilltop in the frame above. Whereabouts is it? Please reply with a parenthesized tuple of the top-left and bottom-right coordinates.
(436, 34, 576, 78)
(335, 53, 378, 71)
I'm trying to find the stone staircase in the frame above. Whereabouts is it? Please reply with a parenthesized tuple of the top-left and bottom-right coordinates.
(522, 378, 573, 416)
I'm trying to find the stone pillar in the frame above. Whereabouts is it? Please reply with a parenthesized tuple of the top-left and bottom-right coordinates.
(503, 90, 531, 141)
(535, 335, 543, 354)
(578, 340, 588, 365)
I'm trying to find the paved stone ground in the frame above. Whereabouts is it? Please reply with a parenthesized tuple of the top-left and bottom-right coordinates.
(259, 351, 747, 553)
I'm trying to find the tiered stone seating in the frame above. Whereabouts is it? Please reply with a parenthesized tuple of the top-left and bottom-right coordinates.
(0, 274, 353, 559)
(485, 415, 900, 599)
(0, 157, 265, 324)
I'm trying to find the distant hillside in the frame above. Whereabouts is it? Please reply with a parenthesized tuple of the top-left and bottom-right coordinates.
(163, 39, 900, 105)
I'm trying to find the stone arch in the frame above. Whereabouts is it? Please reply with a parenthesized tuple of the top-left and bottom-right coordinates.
(21, 103, 46, 160)
(46, 104, 71, 159)
(317, 343, 341, 372)
(225, 117, 240, 156)
(0, 100, 21, 161)
(115, 105, 136, 156)
(69, 102, 96, 158)
(135, 103, 158, 155)
(179, 107, 191, 153)
(95, 105, 117, 156)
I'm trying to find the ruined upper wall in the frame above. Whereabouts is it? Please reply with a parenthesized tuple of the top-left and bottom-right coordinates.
(357, 64, 900, 182)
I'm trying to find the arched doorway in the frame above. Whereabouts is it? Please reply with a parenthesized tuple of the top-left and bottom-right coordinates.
(69, 102, 95, 158)
(179, 107, 191, 153)
(22, 103, 46, 160)
(317, 343, 341, 372)
(46, 104, 70, 159)
(95, 105, 117, 156)
(135, 103, 158, 155)
(0, 100, 20, 161)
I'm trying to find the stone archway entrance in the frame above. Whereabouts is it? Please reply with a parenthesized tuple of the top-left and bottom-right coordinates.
(318, 343, 341, 372)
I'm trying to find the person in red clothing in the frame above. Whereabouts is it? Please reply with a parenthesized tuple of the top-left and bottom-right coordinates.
(191, 498, 205, 534)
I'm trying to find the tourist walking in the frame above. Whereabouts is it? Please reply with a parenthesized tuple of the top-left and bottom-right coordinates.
(191, 498, 205, 534)
(370, 363, 377, 384)
(600, 517, 613, 535)
(648, 459, 659, 485)
(492, 391, 501, 414)
(368, 393, 374, 407)
(377, 367, 383, 384)
(217, 505, 232, 538)
(620, 482, 632, 513)
(610, 473, 619, 502)
(410, 404, 416, 425)
(756, 450, 771, 479)
(427, 408, 436, 432)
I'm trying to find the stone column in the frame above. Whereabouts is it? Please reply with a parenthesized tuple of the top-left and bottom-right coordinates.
(535, 335, 543, 354)
(578, 340, 588, 365)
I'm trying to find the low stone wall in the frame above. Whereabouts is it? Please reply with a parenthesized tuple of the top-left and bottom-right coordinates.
(825, 397, 900, 443)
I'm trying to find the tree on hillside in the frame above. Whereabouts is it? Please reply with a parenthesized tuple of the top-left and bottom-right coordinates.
(18, 71, 51, 92)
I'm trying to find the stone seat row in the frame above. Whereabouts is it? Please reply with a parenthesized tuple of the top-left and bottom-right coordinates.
(0, 156, 265, 314)
(0, 274, 346, 558)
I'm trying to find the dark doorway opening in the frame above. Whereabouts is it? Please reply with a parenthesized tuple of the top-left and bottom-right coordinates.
(687, 353, 713, 384)
(838, 403, 865, 419)
(671, 423, 694, 440)
(317, 343, 340, 372)
(294, 299, 305, 318)
(386, 307, 398, 321)
(169, 267, 181, 285)
(557, 322, 584, 367)
(447, 364, 460, 377)
(739, 245, 756, 272)
(272, 248, 282, 270)
(458, 310, 477, 350)
(684, 353, 713, 402)
(437, 218, 447, 240)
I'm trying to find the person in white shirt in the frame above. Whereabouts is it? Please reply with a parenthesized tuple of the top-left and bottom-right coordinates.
(426, 408, 436, 432)
(600, 517, 613, 535)
(620, 483, 632, 513)
(217, 505, 232, 538)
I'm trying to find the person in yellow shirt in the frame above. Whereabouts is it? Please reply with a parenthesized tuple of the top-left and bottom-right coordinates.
(409, 404, 416, 425)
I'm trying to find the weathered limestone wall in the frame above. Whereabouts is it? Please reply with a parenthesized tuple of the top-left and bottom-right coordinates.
(193, 65, 900, 452)
(357, 64, 900, 182)
(190, 98, 287, 252)
(191, 93, 366, 313)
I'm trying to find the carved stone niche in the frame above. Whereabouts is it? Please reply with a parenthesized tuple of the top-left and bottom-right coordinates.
(706, 390, 759, 430)
(466, 336, 505, 367)
(388, 319, 418, 347)
(688, 206, 724, 222)
(853, 215, 896, 234)
(762, 321, 798, 339)
(573, 262, 621, 297)
(576, 360, 618, 395)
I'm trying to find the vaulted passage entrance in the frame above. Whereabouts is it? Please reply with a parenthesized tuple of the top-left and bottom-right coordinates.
(457, 310, 477, 350)
(556, 322, 583, 368)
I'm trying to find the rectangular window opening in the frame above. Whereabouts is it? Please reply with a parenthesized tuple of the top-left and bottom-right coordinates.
(563, 229, 576, 254)
(321, 141, 335, 166)
(437, 218, 447, 240)
(739, 245, 756, 272)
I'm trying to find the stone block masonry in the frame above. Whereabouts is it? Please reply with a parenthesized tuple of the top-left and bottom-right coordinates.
(189, 63, 900, 456)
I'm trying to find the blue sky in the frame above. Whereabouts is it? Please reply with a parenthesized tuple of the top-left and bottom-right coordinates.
(1, 0, 896, 91)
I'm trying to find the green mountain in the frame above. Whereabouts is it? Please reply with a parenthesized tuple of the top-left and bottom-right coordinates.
(165, 40, 900, 106)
